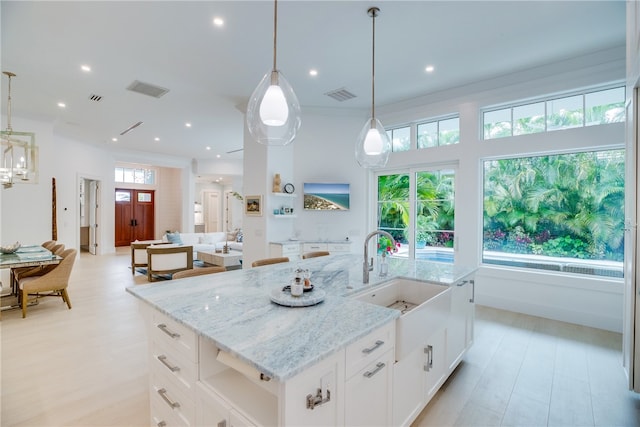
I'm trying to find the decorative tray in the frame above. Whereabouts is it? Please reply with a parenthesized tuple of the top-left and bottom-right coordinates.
(270, 287, 326, 307)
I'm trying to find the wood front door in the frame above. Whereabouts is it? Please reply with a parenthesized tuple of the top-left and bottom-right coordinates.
(115, 189, 155, 246)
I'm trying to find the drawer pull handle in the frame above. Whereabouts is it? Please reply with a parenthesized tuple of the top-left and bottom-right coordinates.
(217, 421, 227, 427)
(363, 362, 386, 378)
(157, 388, 180, 409)
(157, 355, 180, 372)
(362, 340, 384, 354)
(306, 387, 331, 410)
(157, 323, 180, 339)
(157, 422, 166, 427)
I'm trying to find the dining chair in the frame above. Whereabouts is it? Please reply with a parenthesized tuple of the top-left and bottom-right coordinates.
(18, 248, 77, 318)
(302, 251, 330, 259)
(172, 266, 226, 279)
(251, 257, 289, 267)
(42, 240, 56, 250)
(11, 243, 65, 291)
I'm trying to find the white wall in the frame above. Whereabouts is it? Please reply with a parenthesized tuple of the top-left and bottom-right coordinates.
(292, 108, 368, 247)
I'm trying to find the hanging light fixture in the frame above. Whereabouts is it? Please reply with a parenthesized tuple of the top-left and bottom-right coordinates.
(1, 71, 38, 189)
(246, 0, 301, 146)
(355, 7, 391, 169)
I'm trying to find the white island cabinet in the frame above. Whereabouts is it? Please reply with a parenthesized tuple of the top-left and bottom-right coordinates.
(144, 303, 395, 427)
(128, 253, 476, 427)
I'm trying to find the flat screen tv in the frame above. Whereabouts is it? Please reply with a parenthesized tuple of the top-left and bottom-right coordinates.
(303, 183, 350, 211)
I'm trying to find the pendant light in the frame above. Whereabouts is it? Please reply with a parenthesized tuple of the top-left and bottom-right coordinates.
(246, 0, 301, 146)
(355, 7, 391, 168)
(1, 71, 38, 189)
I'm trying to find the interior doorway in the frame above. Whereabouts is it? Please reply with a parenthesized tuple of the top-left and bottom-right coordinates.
(203, 190, 221, 232)
(115, 188, 155, 246)
(78, 177, 101, 255)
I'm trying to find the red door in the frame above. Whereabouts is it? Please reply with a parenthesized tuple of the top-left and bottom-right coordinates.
(115, 189, 155, 246)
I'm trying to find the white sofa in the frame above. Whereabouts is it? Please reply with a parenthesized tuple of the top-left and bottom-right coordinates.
(163, 231, 243, 258)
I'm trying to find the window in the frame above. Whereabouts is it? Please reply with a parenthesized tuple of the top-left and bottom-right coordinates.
(417, 117, 460, 148)
(483, 86, 625, 140)
(114, 166, 156, 185)
(482, 150, 624, 277)
(387, 126, 411, 152)
(377, 169, 455, 262)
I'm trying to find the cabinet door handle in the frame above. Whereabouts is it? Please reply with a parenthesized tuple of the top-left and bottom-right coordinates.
(363, 362, 386, 378)
(157, 323, 180, 339)
(157, 422, 166, 427)
(157, 355, 180, 372)
(362, 340, 384, 354)
(469, 279, 475, 303)
(423, 345, 433, 372)
(157, 388, 180, 409)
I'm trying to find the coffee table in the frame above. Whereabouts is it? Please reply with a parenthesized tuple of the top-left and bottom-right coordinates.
(197, 250, 242, 268)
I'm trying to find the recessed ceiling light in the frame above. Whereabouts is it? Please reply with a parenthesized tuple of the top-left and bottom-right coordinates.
(154, 137, 160, 141)
(216, 154, 221, 158)
(206, 146, 211, 150)
(112, 137, 118, 142)
(213, 17, 224, 26)
(185, 122, 192, 128)
(309, 69, 318, 77)
(425, 65, 435, 73)
(57, 102, 66, 108)
(81, 65, 91, 72)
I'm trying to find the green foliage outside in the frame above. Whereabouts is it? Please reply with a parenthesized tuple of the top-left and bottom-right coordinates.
(377, 171, 455, 253)
(483, 150, 625, 262)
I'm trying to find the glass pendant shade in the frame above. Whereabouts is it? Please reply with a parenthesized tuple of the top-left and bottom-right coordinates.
(355, 117, 391, 168)
(247, 69, 301, 146)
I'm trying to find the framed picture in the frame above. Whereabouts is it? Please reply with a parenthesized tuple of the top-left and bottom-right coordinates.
(245, 195, 262, 216)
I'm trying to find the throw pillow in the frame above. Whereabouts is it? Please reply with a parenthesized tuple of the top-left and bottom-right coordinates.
(236, 230, 243, 243)
(166, 232, 183, 245)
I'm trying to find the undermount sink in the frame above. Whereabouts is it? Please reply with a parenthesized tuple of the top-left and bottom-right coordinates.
(354, 278, 451, 360)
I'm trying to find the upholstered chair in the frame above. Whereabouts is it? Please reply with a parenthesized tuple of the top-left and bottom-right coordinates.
(172, 266, 226, 279)
(251, 257, 289, 267)
(302, 251, 330, 259)
(18, 248, 77, 318)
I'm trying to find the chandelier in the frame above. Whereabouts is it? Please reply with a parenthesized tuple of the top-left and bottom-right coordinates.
(1, 71, 38, 189)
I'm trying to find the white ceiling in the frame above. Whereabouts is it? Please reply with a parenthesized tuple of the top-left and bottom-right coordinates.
(0, 1, 626, 172)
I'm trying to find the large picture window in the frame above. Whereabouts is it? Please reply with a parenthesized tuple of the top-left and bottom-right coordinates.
(482, 150, 624, 277)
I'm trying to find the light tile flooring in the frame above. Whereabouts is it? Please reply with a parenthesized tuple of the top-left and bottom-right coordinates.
(1, 248, 639, 426)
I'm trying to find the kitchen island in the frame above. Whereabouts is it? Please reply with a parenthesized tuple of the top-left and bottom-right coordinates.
(127, 253, 476, 426)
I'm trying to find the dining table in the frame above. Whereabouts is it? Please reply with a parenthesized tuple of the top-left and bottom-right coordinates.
(0, 244, 61, 310)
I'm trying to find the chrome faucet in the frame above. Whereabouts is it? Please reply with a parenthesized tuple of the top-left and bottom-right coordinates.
(363, 230, 396, 284)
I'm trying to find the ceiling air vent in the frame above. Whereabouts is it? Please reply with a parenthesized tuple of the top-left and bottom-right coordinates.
(89, 94, 103, 102)
(324, 88, 356, 102)
(126, 80, 169, 98)
(119, 121, 143, 136)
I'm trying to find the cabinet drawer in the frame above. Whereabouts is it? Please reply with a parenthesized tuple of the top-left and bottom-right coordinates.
(281, 243, 301, 255)
(151, 311, 198, 363)
(151, 370, 196, 426)
(327, 243, 350, 253)
(345, 322, 395, 378)
(151, 338, 198, 396)
(303, 243, 327, 252)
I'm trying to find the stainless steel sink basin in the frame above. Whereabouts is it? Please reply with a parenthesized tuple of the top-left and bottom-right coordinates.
(354, 278, 451, 360)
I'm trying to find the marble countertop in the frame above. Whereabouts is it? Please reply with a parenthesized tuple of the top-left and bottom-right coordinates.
(126, 254, 476, 381)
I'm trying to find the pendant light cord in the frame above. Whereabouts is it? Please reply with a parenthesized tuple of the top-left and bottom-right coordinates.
(369, 7, 379, 121)
(4, 71, 14, 133)
(272, 0, 278, 71)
